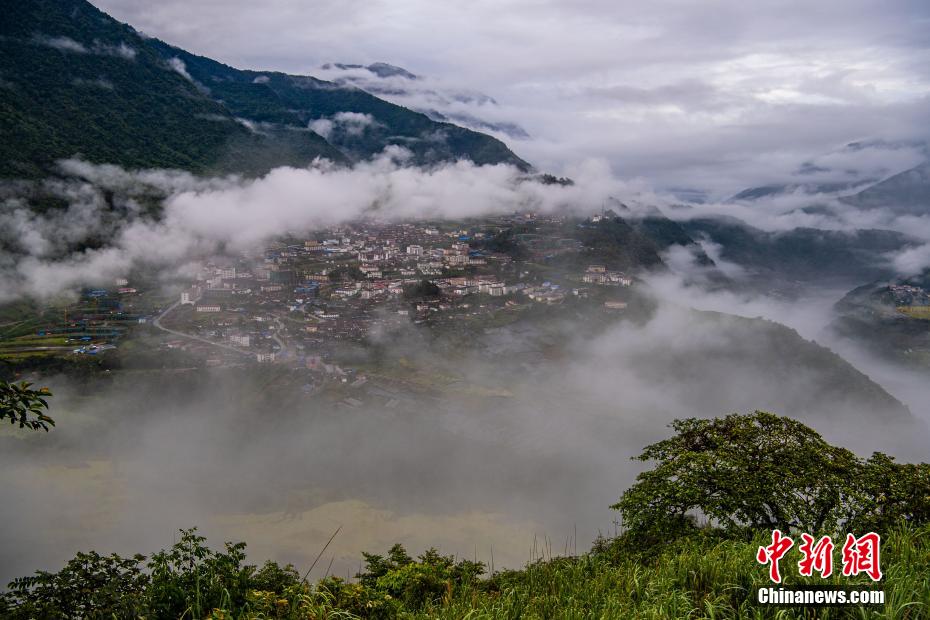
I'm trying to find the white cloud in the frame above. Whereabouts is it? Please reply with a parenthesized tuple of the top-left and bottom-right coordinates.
(0, 156, 635, 302)
(309, 111, 378, 138)
(33, 34, 88, 54)
(168, 57, 192, 80)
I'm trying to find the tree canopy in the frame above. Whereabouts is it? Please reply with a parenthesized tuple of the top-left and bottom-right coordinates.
(613, 411, 930, 540)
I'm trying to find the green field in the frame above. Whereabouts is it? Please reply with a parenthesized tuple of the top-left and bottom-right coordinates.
(897, 305, 930, 320)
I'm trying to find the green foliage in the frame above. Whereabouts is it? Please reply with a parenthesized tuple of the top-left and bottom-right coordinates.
(682, 218, 908, 282)
(3, 551, 147, 619)
(473, 228, 528, 259)
(0, 381, 54, 431)
(403, 280, 441, 300)
(614, 411, 930, 543)
(576, 217, 664, 270)
(328, 266, 366, 282)
(5, 525, 930, 619)
(250, 560, 301, 594)
(358, 545, 484, 610)
(314, 577, 400, 619)
(850, 452, 930, 533)
(147, 528, 255, 618)
(0, 528, 307, 619)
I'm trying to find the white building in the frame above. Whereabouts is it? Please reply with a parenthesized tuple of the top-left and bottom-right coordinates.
(229, 334, 251, 347)
(180, 286, 203, 305)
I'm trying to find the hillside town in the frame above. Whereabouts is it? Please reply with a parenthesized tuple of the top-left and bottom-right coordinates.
(0, 214, 637, 386)
(163, 215, 634, 365)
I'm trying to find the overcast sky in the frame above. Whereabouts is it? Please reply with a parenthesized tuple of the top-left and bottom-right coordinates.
(95, 0, 930, 196)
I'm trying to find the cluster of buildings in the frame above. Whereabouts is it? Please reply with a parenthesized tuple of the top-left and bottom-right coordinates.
(888, 283, 930, 307)
(582, 264, 634, 287)
(163, 217, 636, 367)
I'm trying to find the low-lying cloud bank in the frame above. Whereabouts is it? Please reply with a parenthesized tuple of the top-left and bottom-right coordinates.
(0, 154, 645, 302)
(4, 149, 930, 303)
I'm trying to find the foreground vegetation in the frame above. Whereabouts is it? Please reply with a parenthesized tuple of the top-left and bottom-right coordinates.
(2, 412, 928, 619)
(2, 524, 928, 619)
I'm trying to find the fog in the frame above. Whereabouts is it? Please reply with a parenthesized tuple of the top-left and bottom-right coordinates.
(7, 153, 930, 304)
(1, 279, 927, 584)
(0, 156, 642, 302)
(2, 157, 930, 585)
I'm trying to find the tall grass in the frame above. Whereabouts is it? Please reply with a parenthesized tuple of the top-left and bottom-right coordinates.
(412, 525, 930, 619)
(5, 524, 927, 618)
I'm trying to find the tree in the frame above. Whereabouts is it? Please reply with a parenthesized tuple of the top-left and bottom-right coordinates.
(3, 551, 148, 619)
(357, 544, 484, 610)
(848, 452, 930, 532)
(403, 279, 441, 301)
(613, 411, 860, 540)
(147, 528, 253, 619)
(0, 381, 54, 431)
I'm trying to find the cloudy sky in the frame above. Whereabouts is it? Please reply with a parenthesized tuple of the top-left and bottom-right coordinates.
(79, 1, 930, 194)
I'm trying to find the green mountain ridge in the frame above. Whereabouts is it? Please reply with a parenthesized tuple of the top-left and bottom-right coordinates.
(0, 0, 528, 178)
(681, 216, 917, 285)
(842, 161, 930, 215)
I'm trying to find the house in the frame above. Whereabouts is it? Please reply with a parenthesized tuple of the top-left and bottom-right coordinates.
(229, 334, 251, 347)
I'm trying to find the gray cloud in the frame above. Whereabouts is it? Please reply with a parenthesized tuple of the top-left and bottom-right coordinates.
(91, 0, 930, 194)
(0, 156, 645, 302)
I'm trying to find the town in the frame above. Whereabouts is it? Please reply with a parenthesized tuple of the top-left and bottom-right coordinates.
(164, 214, 634, 363)
(0, 213, 639, 394)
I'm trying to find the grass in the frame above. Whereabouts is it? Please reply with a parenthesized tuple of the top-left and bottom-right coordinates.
(4, 523, 928, 619)
(0, 335, 71, 348)
(413, 527, 930, 619)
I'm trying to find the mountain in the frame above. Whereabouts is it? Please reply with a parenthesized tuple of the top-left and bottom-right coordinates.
(0, 0, 528, 178)
(680, 217, 916, 286)
(626, 210, 716, 266)
(831, 271, 930, 367)
(322, 62, 420, 81)
(727, 140, 928, 205)
(0, 0, 354, 177)
(317, 62, 531, 139)
(146, 41, 530, 169)
(843, 162, 930, 215)
(729, 181, 868, 202)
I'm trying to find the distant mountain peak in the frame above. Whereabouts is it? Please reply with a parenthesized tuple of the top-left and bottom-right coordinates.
(321, 62, 419, 80)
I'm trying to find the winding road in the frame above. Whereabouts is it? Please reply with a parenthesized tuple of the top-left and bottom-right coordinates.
(152, 301, 253, 357)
